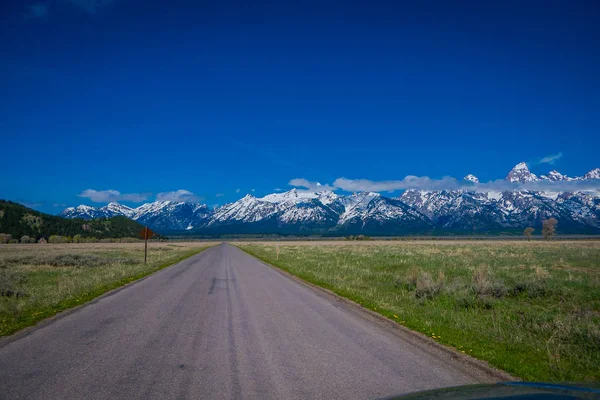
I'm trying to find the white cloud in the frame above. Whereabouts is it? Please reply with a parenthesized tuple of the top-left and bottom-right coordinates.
(52, 203, 67, 207)
(537, 152, 563, 165)
(78, 189, 150, 203)
(274, 188, 282, 191)
(288, 179, 336, 191)
(156, 189, 201, 203)
(332, 176, 460, 192)
(289, 170, 600, 195)
(235, 188, 240, 193)
(251, 188, 255, 192)
(215, 193, 225, 198)
(330, 176, 600, 193)
(63, 0, 115, 14)
(26, 3, 49, 19)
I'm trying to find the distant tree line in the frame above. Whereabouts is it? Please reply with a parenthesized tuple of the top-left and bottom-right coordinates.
(345, 235, 372, 241)
(0, 200, 150, 242)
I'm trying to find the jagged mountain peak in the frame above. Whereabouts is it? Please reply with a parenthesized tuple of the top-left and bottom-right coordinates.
(583, 168, 600, 180)
(261, 188, 315, 203)
(514, 162, 528, 170)
(541, 170, 571, 182)
(260, 188, 339, 206)
(102, 202, 135, 216)
(58, 164, 600, 234)
(506, 162, 538, 183)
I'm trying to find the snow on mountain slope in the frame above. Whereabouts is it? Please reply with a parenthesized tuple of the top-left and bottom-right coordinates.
(261, 188, 318, 204)
(133, 201, 209, 230)
(102, 202, 135, 218)
(582, 168, 600, 180)
(209, 195, 280, 224)
(59, 205, 106, 220)
(339, 192, 429, 226)
(540, 170, 572, 182)
(261, 188, 339, 206)
(58, 163, 600, 234)
(506, 162, 538, 183)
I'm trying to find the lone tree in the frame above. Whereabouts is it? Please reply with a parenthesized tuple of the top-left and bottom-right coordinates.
(524, 227, 534, 241)
(542, 218, 558, 240)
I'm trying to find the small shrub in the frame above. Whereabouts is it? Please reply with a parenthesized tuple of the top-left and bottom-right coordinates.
(20, 236, 30, 244)
(0, 268, 28, 297)
(406, 267, 420, 288)
(471, 266, 507, 299)
(415, 270, 445, 299)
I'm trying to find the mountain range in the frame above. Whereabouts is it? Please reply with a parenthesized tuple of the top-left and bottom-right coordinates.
(59, 163, 600, 236)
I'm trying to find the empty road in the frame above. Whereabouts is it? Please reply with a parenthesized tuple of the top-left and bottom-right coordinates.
(0, 243, 495, 399)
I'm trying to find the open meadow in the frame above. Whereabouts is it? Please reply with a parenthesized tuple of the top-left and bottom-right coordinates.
(236, 240, 600, 382)
(0, 242, 212, 336)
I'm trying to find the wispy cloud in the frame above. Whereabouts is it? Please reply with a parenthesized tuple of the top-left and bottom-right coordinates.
(52, 203, 67, 207)
(332, 176, 460, 192)
(235, 188, 240, 193)
(215, 193, 225, 198)
(288, 179, 336, 191)
(62, 0, 115, 14)
(78, 189, 150, 203)
(274, 188, 282, 191)
(156, 189, 202, 203)
(535, 152, 563, 166)
(22, 201, 44, 209)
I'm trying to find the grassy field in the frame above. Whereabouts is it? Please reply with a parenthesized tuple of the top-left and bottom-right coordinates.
(0, 242, 212, 336)
(237, 240, 600, 382)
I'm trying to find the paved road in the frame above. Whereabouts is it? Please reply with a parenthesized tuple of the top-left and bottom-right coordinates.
(0, 243, 493, 399)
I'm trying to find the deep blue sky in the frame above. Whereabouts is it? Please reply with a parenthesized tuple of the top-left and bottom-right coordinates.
(1, 0, 599, 212)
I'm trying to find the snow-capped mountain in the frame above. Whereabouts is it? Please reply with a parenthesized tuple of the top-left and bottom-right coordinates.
(60, 200, 209, 231)
(59, 205, 107, 220)
(506, 162, 539, 183)
(398, 163, 600, 233)
(540, 170, 572, 182)
(103, 202, 135, 218)
(583, 168, 600, 180)
(59, 163, 600, 235)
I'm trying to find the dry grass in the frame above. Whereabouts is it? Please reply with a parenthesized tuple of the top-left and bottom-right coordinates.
(237, 240, 600, 382)
(0, 242, 213, 336)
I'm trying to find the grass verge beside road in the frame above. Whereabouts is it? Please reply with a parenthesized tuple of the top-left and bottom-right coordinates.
(237, 241, 600, 382)
(0, 242, 211, 336)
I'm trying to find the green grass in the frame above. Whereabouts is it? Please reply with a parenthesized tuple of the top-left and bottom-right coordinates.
(237, 241, 600, 382)
(0, 242, 211, 336)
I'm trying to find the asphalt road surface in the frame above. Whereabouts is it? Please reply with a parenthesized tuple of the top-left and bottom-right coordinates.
(0, 243, 495, 399)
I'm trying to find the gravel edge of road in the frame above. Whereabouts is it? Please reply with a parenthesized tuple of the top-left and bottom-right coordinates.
(0, 246, 212, 349)
(234, 245, 517, 383)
